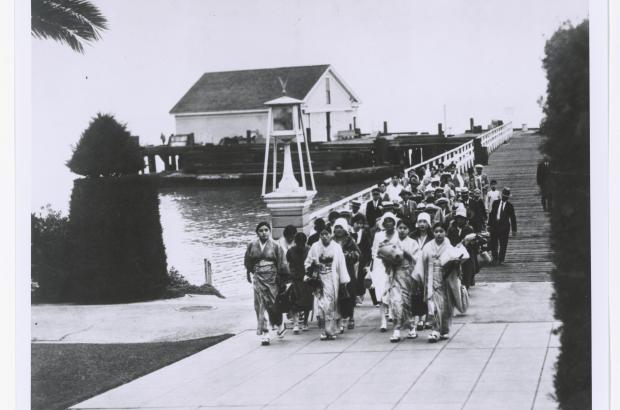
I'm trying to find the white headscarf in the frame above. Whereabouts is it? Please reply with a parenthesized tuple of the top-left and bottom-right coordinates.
(380, 211, 399, 229)
(333, 217, 351, 234)
(417, 212, 431, 225)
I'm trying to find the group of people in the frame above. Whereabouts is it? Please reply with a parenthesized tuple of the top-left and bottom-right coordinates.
(245, 162, 518, 346)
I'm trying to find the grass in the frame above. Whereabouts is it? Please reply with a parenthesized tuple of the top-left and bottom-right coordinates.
(31, 334, 233, 410)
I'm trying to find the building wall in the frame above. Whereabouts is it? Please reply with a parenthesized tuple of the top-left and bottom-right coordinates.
(173, 68, 359, 144)
(302, 69, 358, 142)
(175, 111, 268, 145)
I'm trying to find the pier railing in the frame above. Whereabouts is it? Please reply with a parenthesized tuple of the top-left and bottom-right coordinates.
(307, 122, 512, 226)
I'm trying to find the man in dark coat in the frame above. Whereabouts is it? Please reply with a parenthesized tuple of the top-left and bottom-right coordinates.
(536, 156, 553, 211)
(487, 188, 517, 265)
(466, 188, 487, 232)
(350, 214, 377, 305)
(365, 188, 384, 228)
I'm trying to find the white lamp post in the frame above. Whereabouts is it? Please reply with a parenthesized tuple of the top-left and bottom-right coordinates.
(261, 95, 317, 239)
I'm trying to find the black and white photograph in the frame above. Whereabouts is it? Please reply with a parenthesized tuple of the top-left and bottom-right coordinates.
(6, 0, 615, 409)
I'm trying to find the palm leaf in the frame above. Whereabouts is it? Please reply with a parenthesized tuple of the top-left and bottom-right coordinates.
(32, 0, 108, 53)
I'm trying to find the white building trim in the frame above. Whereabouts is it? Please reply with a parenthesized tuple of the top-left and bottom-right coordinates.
(302, 65, 362, 105)
(174, 109, 270, 117)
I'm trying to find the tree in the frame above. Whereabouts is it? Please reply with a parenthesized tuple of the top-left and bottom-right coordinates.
(67, 113, 144, 177)
(540, 20, 590, 410)
(31, 0, 108, 53)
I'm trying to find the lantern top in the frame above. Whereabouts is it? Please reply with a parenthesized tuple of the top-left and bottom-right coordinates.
(264, 96, 303, 106)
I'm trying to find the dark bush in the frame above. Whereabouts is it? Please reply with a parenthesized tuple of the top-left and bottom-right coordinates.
(31, 206, 70, 303)
(540, 20, 590, 409)
(67, 113, 144, 177)
(65, 176, 168, 303)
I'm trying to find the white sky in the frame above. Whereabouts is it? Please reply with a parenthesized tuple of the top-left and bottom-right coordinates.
(31, 0, 588, 212)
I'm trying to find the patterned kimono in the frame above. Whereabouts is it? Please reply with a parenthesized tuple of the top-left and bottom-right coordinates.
(304, 240, 350, 336)
(383, 239, 418, 330)
(244, 239, 286, 335)
(370, 230, 399, 302)
(421, 239, 460, 335)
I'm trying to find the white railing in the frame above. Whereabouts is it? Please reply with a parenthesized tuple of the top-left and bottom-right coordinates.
(307, 122, 512, 225)
(480, 122, 513, 153)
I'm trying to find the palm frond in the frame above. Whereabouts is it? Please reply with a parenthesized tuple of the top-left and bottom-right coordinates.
(31, 0, 108, 53)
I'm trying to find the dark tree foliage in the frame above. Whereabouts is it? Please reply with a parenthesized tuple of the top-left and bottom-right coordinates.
(65, 176, 169, 303)
(540, 20, 590, 410)
(31, 0, 108, 53)
(31, 206, 70, 303)
(67, 113, 144, 177)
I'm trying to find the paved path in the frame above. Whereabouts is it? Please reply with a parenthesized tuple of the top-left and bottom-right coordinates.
(71, 321, 560, 410)
(69, 132, 559, 410)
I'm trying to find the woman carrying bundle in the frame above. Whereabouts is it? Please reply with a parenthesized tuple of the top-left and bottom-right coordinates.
(304, 225, 350, 340)
(370, 212, 400, 332)
(421, 222, 467, 343)
(377, 220, 419, 342)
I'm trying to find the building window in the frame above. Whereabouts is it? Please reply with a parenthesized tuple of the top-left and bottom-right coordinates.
(325, 77, 331, 105)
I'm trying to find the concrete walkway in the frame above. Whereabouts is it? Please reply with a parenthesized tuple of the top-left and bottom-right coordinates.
(70, 317, 559, 410)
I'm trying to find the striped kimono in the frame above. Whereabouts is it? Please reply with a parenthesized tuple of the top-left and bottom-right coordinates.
(421, 239, 460, 335)
(304, 240, 350, 336)
(244, 239, 286, 335)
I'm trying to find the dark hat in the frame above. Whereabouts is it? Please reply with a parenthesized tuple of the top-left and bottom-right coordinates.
(351, 213, 367, 224)
(399, 189, 412, 197)
(502, 187, 511, 196)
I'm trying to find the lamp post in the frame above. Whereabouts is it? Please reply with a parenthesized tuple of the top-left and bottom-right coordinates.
(261, 95, 317, 239)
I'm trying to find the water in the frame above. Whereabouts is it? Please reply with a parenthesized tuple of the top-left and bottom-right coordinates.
(159, 182, 370, 297)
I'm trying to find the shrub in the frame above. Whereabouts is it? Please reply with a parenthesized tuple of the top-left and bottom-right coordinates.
(161, 267, 224, 299)
(65, 176, 168, 303)
(540, 20, 590, 409)
(31, 206, 70, 303)
(67, 113, 144, 177)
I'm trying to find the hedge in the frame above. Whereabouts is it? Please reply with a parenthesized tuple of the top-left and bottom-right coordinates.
(65, 176, 168, 303)
(541, 20, 591, 409)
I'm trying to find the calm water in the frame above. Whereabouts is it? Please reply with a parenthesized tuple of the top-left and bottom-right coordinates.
(159, 182, 370, 297)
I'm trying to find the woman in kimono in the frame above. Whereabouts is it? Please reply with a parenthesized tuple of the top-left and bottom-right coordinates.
(304, 225, 350, 340)
(286, 232, 314, 334)
(421, 222, 463, 343)
(332, 218, 361, 331)
(370, 212, 400, 332)
(244, 221, 287, 346)
(410, 212, 434, 331)
(379, 220, 419, 342)
(396, 220, 423, 339)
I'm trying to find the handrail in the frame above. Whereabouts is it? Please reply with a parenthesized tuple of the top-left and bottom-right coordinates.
(307, 122, 512, 224)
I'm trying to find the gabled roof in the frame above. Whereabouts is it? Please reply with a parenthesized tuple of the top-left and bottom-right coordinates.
(170, 64, 334, 114)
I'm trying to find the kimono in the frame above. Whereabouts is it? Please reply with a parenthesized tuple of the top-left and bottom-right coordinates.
(421, 239, 463, 335)
(333, 235, 360, 319)
(383, 238, 419, 329)
(370, 230, 399, 303)
(286, 245, 314, 312)
(244, 239, 286, 335)
(304, 240, 350, 336)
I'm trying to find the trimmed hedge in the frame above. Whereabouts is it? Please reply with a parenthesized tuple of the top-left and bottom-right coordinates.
(541, 20, 591, 409)
(31, 206, 70, 303)
(65, 176, 168, 303)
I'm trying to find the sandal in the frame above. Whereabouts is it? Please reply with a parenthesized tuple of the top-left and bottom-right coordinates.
(428, 331, 439, 343)
(407, 329, 418, 339)
(390, 330, 401, 343)
(439, 333, 449, 341)
(347, 319, 355, 330)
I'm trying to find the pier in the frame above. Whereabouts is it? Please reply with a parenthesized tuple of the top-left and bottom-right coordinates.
(70, 126, 558, 410)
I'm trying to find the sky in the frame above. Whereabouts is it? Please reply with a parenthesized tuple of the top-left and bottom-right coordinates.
(31, 0, 588, 212)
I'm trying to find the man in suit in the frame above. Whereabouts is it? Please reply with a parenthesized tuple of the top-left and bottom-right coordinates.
(473, 164, 490, 196)
(487, 188, 517, 265)
(536, 156, 553, 211)
(395, 189, 417, 226)
(365, 188, 384, 228)
(466, 188, 487, 233)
